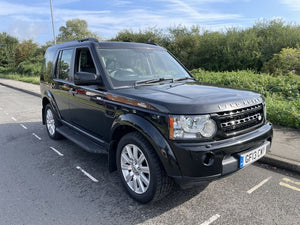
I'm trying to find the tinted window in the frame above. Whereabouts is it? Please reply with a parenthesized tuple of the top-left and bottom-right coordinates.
(56, 49, 73, 80)
(75, 48, 96, 74)
(97, 48, 190, 88)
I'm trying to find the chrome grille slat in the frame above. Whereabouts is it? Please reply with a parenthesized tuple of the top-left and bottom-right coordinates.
(214, 103, 264, 137)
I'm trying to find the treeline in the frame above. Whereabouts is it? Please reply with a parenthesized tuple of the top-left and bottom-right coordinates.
(1, 19, 300, 76)
(0, 19, 99, 76)
(113, 19, 300, 74)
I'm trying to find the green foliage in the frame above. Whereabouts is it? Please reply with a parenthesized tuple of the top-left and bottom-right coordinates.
(0, 73, 40, 84)
(57, 19, 100, 42)
(191, 69, 300, 128)
(263, 47, 300, 75)
(113, 19, 300, 72)
(0, 32, 19, 67)
(15, 40, 38, 66)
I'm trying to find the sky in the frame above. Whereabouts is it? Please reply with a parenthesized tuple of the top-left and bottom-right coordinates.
(1, 0, 300, 44)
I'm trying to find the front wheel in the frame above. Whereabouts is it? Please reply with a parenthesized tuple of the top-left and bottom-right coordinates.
(116, 132, 173, 203)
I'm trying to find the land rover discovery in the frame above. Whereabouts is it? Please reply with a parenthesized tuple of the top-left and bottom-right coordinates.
(40, 38, 273, 203)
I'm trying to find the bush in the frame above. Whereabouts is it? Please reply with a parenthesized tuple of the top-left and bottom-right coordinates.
(263, 48, 300, 75)
(16, 61, 41, 76)
(191, 69, 300, 128)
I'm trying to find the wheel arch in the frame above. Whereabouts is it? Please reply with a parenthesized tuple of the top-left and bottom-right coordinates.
(108, 113, 181, 177)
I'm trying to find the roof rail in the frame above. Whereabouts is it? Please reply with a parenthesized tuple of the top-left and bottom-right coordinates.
(77, 38, 98, 43)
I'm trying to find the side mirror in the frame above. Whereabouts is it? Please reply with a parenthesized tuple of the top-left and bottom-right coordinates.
(74, 72, 102, 85)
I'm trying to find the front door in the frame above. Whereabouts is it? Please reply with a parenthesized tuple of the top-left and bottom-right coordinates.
(68, 48, 107, 140)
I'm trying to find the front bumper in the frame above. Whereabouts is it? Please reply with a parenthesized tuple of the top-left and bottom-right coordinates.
(169, 123, 273, 185)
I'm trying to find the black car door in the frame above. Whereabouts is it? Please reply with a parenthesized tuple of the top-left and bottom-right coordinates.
(68, 47, 108, 141)
(51, 48, 74, 121)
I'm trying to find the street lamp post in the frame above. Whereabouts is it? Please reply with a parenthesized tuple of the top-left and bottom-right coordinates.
(50, 0, 56, 44)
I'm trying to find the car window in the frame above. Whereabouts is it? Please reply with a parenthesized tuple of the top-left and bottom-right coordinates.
(56, 49, 73, 80)
(75, 48, 96, 74)
(97, 48, 190, 88)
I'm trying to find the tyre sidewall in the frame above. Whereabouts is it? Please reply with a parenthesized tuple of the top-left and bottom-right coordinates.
(116, 133, 159, 203)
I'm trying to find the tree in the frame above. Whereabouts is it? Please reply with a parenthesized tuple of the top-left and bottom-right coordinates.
(15, 40, 38, 66)
(56, 19, 100, 42)
(0, 32, 18, 68)
(263, 48, 300, 75)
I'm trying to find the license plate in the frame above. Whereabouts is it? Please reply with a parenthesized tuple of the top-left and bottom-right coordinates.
(239, 143, 268, 168)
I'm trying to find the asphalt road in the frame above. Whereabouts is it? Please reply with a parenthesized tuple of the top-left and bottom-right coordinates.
(0, 84, 299, 225)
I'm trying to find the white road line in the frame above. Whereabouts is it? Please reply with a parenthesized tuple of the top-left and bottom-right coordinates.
(200, 214, 221, 225)
(50, 147, 64, 156)
(20, 124, 28, 130)
(32, 133, 42, 140)
(76, 166, 99, 183)
(11, 116, 17, 121)
(247, 176, 272, 194)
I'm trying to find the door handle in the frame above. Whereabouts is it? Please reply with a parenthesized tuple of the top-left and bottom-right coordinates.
(70, 88, 78, 95)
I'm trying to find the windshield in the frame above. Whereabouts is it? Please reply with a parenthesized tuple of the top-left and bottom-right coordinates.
(97, 48, 191, 88)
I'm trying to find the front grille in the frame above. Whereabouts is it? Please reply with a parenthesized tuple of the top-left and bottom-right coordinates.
(214, 104, 264, 137)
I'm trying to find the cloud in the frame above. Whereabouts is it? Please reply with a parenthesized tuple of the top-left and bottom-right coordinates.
(280, 0, 300, 11)
(0, 0, 242, 43)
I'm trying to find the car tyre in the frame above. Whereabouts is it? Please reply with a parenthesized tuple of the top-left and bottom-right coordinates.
(45, 104, 63, 140)
(116, 132, 173, 203)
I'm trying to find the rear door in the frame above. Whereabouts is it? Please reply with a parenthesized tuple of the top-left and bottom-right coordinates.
(51, 48, 74, 121)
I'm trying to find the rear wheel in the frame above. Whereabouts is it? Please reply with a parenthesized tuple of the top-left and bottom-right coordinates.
(45, 104, 62, 140)
(116, 132, 173, 203)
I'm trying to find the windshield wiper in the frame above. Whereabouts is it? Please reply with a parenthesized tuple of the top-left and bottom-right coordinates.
(134, 78, 174, 87)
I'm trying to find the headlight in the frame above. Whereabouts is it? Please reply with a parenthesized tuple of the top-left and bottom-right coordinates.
(169, 115, 217, 140)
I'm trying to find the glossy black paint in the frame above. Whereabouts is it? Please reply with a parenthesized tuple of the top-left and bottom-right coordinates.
(40, 39, 273, 185)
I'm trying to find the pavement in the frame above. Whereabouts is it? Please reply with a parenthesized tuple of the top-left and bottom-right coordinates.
(0, 77, 299, 174)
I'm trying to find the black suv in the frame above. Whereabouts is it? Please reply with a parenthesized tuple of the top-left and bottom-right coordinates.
(40, 38, 273, 203)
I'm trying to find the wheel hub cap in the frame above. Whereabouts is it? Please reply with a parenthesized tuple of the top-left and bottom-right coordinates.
(46, 109, 55, 136)
(120, 144, 150, 194)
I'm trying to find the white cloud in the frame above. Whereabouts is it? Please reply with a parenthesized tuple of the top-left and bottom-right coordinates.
(0, 0, 242, 43)
(281, 0, 300, 11)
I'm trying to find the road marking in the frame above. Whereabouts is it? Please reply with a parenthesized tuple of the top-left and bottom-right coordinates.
(4, 111, 8, 115)
(247, 176, 272, 194)
(50, 147, 64, 156)
(76, 166, 99, 183)
(279, 178, 300, 192)
(20, 124, 28, 130)
(11, 116, 17, 121)
(32, 133, 42, 140)
(282, 177, 300, 186)
(200, 214, 221, 225)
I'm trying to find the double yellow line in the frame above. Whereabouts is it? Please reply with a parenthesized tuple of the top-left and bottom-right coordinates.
(279, 178, 300, 192)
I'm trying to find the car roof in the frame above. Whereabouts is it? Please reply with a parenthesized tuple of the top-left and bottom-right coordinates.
(47, 38, 166, 51)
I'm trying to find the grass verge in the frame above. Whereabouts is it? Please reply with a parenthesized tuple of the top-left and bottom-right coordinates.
(0, 73, 40, 85)
(191, 69, 300, 128)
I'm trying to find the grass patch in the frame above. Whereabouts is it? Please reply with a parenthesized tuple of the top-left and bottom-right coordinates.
(0, 73, 40, 85)
(191, 69, 300, 128)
